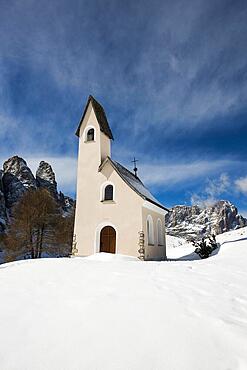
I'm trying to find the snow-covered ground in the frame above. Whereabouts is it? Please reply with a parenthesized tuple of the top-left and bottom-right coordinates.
(0, 228, 247, 370)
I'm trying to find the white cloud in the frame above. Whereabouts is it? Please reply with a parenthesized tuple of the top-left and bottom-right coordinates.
(235, 177, 247, 195)
(138, 160, 235, 187)
(0, 113, 18, 137)
(204, 173, 230, 199)
(190, 174, 230, 207)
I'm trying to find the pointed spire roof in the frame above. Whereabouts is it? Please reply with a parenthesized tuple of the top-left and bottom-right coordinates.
(75, 95, 114, 139)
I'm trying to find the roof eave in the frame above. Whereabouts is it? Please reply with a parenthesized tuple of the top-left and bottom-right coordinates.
(99, 158, 169, 212)
(144, 197, 170, 212)
(75, 96, 91, 137)
(98, 157, 110, 172)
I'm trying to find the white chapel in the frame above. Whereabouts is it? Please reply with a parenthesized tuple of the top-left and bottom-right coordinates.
(73, 95, 169, 260)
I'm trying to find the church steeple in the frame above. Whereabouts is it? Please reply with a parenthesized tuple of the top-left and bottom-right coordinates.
(75, 95, 113, 166)
(75, 95, 114, 140)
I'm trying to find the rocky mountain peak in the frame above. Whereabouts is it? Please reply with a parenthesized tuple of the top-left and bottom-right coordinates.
(3, 156, 36, 187)
(166, 200, 247, 240)
(2, 156, 36, 208)
(3, 156, 26, 173)
(36, 161, 58, 198)
(0, 156, 75, 234)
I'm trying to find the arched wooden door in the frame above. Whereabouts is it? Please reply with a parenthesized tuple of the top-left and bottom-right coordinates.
(100, 226, 116, 253)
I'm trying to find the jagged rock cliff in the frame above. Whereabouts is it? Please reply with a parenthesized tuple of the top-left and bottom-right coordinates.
(36, 161, 58, 199)
(165, 200, 247, 240)
(0, 156, 75, 231)
(2, 156, 36, 208)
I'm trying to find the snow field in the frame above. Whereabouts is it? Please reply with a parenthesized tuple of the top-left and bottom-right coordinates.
(0, 227, 247, 370)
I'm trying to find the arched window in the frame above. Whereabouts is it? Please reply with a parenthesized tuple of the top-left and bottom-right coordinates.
(147, 215, 154, 245)
(100, 182, 115, 202)
(104, 185, 113, 201)
(157, 219, 164, 245)
(86, 128, 95, 141)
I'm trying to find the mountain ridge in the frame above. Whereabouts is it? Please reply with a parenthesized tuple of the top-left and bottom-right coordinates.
(165, 200, 247, 240)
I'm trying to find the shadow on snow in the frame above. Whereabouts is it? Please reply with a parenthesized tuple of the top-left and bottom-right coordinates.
(168, 245, 221, 262)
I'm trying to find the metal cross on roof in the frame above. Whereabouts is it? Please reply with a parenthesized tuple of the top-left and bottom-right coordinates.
(131, 157, 139, 178)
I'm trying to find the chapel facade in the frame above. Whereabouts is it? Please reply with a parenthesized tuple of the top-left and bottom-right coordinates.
(73, 95, 168, 260)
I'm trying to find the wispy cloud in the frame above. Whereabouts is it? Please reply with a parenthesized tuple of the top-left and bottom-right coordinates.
(138, 160, 238, 188)
(0, 0, 246, 132)
(191, 174, 230, 207)
(235, 177, 247, 195)
(0, 109, 76, 158)
(0, 112, 18, 137)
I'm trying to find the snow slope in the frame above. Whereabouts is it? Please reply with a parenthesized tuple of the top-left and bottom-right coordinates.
(0, 228, 247, 370)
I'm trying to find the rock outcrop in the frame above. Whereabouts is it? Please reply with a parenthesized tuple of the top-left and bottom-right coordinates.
(36, 161, 75, 212)
(2, 156, 36, 208)
(0, 156, 75, 232)
(165, 200, 247, 240)
(36, 161, 58, 199)
(58, 191, 75, 215)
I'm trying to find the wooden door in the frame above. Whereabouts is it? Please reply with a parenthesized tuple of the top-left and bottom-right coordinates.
(100, 226, 116, 253)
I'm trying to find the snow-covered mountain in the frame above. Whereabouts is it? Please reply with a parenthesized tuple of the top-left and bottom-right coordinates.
(0, 156, 74, 231)
(165, 200, 247, 240)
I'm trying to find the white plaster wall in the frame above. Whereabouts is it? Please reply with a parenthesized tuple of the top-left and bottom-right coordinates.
(142, 205, 167, 260)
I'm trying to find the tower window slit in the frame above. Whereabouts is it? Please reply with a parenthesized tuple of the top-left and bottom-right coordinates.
(87, 128, 94, 141)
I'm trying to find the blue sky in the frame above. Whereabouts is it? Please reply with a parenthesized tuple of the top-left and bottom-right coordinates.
(0, 0, 247, 215)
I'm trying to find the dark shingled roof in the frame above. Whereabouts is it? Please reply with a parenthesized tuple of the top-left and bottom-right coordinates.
(99, 157, 169, 212)
(75, 95, 114, 139)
